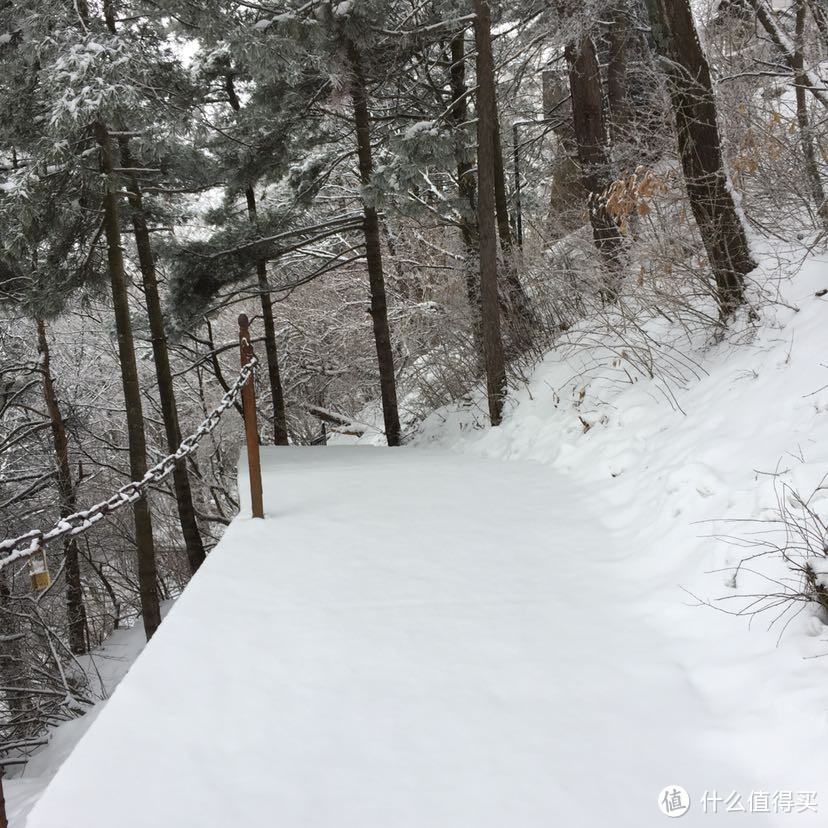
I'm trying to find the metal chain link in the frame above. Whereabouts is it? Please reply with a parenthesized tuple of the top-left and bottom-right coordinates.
(0, 354, 259, 572)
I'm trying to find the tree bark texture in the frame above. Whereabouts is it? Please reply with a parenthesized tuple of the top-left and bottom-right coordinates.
(645, 0, 756, 317)
(565, 35, 625, 300)
(346, 38, 403, 446)
(120, 140, 207, 576)
(94, 121, 161, 640)
(794, 0, 826, 217)
(448, 33, 483, 354)
(36, 319, 88, 654)
(606, 2, 633, 144)
(472, 0, 507, 425)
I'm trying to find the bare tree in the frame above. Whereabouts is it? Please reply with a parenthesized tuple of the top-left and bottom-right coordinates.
(36, 319, 88, 654)
(745, 0, 828, 109)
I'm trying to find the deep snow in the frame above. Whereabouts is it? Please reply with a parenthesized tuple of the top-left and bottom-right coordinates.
(11, 244, 828, 826)
(20, 442, 828, 827)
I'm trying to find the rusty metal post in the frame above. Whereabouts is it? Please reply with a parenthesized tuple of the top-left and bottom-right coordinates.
(238, 314, 264, 519)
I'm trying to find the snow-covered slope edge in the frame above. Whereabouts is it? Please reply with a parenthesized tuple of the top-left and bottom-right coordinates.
(3, 612, 160, 826)
(409, 243, 828, 795)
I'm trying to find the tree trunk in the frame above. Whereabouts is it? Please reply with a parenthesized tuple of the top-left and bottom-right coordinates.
(246, 196, 290, 446)
(565, 35, 625, 301)
(472, 0, 507, 426)
(225, 73, 290, 446)
(346, 37, 402, 446)
(492, 124, 535, 347)
(448, 33, 483, 355)
(645, 0, 756, 317)
(794, 0, 826, 218)
(36, 319, 88, 654)
(606, 2, 633, 145)
(119, 140, 207, 576)
(482, 58, 535, 347)
(492, 125, 514, 255)
(93, 121, 161, 640)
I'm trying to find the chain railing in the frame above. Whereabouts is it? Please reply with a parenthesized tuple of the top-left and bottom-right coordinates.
(0, 350, 259, 573)
(0, 316, 266, 828)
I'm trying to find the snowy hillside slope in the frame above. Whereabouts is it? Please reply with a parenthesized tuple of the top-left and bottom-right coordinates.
(406, 243, 828, 795)
(3, 606, 169, 826)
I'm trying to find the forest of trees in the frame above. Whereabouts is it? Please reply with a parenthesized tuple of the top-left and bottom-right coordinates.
(0, 0, 826, 778)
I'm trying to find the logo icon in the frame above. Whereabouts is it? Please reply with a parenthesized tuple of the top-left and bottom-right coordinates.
(658, 786, 690, 818)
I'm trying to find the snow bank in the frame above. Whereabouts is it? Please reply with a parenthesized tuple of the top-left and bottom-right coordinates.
(409, 242, 828, 804)
(4, 612, 159, 826)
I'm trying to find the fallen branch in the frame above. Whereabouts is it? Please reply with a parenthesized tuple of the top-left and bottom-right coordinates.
(746, 0, 828, 109)
(305, 405, 369, 437)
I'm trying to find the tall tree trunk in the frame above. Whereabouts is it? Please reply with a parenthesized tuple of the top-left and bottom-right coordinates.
(492, 125, 514, 254)
(346, 37, 402, 446)
(448, 33, 483, 356)
(645, 0, 756, 317)
(380, 219, 419, 300)
(225, 73, 290, 446)
(249, 223, 290, 446)
(484, 57, 535, 347)
(472, 0, 507, 426)
(565, 35, 625, 301)
(492, 124, 535, 346)
(36, 319, 88, 654)
(118, 141, 207, 576)
(545, 70, 590, 235)
(606, 2, 633, 146)
(93, 121, 161, 640)
(794, 0, 826, 218)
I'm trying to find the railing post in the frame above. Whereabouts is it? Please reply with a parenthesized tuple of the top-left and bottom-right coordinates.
(238, 314, 264, 519)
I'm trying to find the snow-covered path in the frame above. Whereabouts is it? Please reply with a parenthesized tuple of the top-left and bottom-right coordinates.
(22, 448, 815, 826)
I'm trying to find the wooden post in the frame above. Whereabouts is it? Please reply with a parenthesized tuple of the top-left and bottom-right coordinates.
(238, 314, 264, 519)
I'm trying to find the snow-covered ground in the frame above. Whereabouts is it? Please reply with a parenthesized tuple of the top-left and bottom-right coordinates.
(11, 244, 828, 826)
(406, 243, 828, 818)
(14, 447, 816, 827)
(4, 612, 156, 826)
(3, 600, 181, 826)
